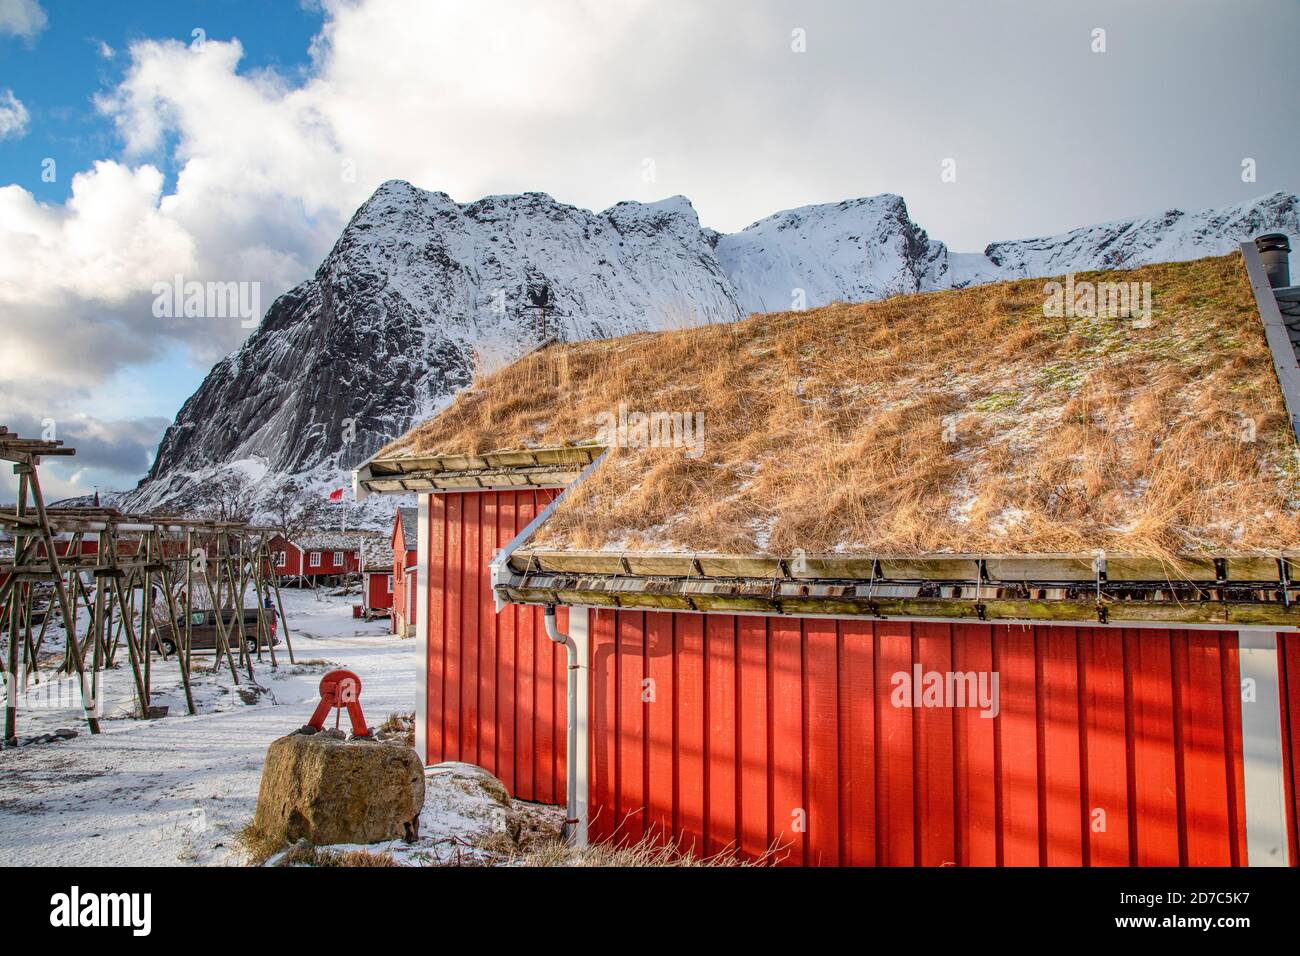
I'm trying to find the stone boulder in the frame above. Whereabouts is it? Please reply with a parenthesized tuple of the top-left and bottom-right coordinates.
(253, 732, 425, 845)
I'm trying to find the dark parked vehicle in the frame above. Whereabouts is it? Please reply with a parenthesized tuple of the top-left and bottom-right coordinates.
(152, 608, 279, 657)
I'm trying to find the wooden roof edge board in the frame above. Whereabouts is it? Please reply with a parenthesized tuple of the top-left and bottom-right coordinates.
(364, 443, 605, 478)
(358, 461, 589, 494)
(0, 514, 280, 534)
(493, 583, 1300, 630)
(503, 549, 1289, 583)
(1241, 240, 1300, 446)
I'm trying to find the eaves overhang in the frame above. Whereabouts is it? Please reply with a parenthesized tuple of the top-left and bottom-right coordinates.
(353, 444, 606, 498)
(494, 549, 1300, 630)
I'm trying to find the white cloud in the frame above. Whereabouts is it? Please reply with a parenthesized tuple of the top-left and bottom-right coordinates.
(0, 162, 197, 395)
(0, 0, 46, 40)
(0, 88, 28, 139)
(1, 0, 1297, 502)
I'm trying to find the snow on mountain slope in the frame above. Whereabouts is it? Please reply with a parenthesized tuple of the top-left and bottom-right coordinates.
(127, 184, 1299, 526)
(979, 191, 1299, 279)
(127, 183, 739, 519)
(715, 194, 947, 314)
(717, 190, 1300, 306)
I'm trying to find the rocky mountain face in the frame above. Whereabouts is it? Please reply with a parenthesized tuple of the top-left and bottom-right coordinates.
(129, 184, 740, 519)
(126, 184, 1299, 524)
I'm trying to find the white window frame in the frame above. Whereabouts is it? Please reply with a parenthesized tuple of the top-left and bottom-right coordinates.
(334, 550, 344, 566)
(387, 574, 393, 593)
(309, 551, 321, 567)
(275, 551, 287, 568)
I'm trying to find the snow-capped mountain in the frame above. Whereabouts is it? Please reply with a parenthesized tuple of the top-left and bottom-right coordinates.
(129, 184, 740, 520)
(979, 191, 1300, 280)
(715, 194, 949, 314)
(126, 184, 1299, 525)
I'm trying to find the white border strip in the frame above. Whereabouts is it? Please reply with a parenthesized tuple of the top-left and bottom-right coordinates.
(570, 606, 591, 848)
(488, 450, 608, 611)
(414, 494, 430, 765)
(1238, 629, 1293, 866)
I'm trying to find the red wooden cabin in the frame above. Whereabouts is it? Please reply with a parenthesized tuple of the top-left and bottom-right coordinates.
(355, 244, 1300, 866)
(268, 531, 369, 582)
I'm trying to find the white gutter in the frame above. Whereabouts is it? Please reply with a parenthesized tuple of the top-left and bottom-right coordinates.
(351, 452, 376, 503)
(489, 449, 607, 612)
(544, 604, 590, 849)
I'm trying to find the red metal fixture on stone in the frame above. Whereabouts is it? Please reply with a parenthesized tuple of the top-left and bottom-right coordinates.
(309, 669, 370, 738)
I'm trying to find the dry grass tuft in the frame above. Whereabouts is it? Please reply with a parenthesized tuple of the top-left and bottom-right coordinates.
(378, 711, 416, 747)
(381, 253, 1300, 558)
(278, 844, 400, 867)
(510, 832, 770, 867)
(235, 820, 288, 867)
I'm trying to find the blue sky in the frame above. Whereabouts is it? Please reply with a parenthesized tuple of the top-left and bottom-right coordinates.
(1, 0, 1298, 504)
(0, 0, 326, 500)
(1, 1, 321, 199)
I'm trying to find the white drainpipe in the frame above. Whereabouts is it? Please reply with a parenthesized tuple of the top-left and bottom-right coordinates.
(544, 604, 589, 848)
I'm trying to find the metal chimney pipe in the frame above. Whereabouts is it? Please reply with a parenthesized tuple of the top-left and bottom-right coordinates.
(1254, 233, 1291, 289)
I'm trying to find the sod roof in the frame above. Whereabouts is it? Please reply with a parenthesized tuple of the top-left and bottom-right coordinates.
(379, 252, 1300, 560)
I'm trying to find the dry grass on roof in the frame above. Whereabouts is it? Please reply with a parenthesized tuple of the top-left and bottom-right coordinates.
(384, 252, 1300, 557)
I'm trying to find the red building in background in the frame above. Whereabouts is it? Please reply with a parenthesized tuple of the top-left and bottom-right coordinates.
(268, 531, 374, 585)
(360, 536, 394, 620)
(390, 507, 418, 636)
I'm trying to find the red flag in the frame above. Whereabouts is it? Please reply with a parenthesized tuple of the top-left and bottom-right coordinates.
(327, 488, 344, 502)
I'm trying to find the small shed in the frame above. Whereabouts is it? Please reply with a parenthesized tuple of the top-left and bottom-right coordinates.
(360, 536, 394, 619)
(391, 506, 418, 636)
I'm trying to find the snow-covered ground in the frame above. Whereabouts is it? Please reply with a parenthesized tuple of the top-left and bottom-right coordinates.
(0, 588, 420, 866)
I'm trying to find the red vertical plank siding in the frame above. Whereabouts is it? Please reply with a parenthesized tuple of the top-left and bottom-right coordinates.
(442, 493, 463, 764)
(838, 620, 875, 866)
(618, 611, 647, 844)
(516, 565, 536, 800)
(1220, 638, 1248, 865)
(769, 617, 805, 864)
(737, 616, 770, 860)
(875, 621, 915, 866)
(495, 494, 517, 795)
(424, 494, 446, 764)
(1131, 630, 1181, 865)
(645, 611, 677, 847)
(478, 495, 497, 773)
(1080, 628, 1130, 866)
(588, 608, 616, 844)
(914, 623, 955, 866)
(1179, 632, 1233, 865)
(552, 605, 569, 809)
(461, 495, 480, 765)
(1040, 626, 1083, 865)
(675, 614, 706, 855)
(533, 599, 556, 806)
(419, 489, 562, 804)
(997, 626, 1040, 865)
(1280, 634, 1300, 866)
(705, 615, 738, 856)
(421, 518, 1256, 867)
(803, 619, 839, 865)
(952, 623, 996, 866)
